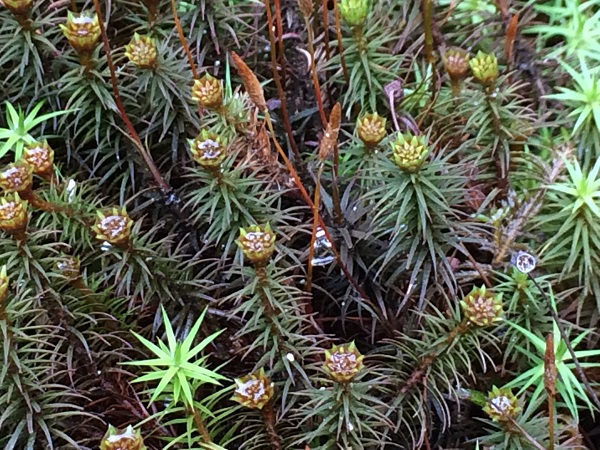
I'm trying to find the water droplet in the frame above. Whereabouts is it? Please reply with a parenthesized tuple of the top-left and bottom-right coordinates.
(511, 251, 536, 274)
(66, 179, 77, 203)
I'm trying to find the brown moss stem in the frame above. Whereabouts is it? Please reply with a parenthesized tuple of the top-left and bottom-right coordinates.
(320, 0, 333, 102)
(169, 0, 198, 79)
(303, 15, 328, 127)
(333, 0, 349, 84)
(306, 164, 325, 294)
(190, 405, 213, 444)
(264, 0, 302, 162)
(401, 319, 470, 394)
(529, 275, 600, 412)
(422, 0, 435, 63)
(91, 0, 172, 196)
(262, 402, 282, 450)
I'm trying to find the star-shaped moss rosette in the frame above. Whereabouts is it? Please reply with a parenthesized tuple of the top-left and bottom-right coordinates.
(391, 133, 429, 173)
(443, 47, 470, 81)
(231, 368, 274, 410)
(0, 193, 28, 235)
(23, 140, 54, 180)
(236, 223, 276, 265)
(192, 73, 224, 110)
(59, 11, 101, 54)
(357, 112, 387, 149)
(125, 33, 157, 69)
(3, 0, 33, 15)
(0, 265, 8, 304)
(0, 160, 33, 194)
(100, 424, 146, 450)
(323, 341, 365, 383)
(91, 207, 134, 247)
(482, 386, 520, 423)
(469, 51, 499, 87)
(460, 285, 503, 327)
(188, 130, 227, 168)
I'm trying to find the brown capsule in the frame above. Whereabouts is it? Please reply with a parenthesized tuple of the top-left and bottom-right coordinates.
(0, 193, 28, 237)
(23, 140, 54, 180)
(0, 160, 33, 194)
(231, 368, 274, 410)
(230, 51, 267, 112)
(91, 207, 134, 247)
(297, 0, 313, 19)
(357, 112, 387, 149)
(125, 33, 157, 69)
(59, 11, 101, 55)
(192, 73, 224, 110)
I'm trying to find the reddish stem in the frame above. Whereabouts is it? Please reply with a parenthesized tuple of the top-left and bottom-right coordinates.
(320, 0, 333, 102)
(170, 0, 198, 78)
(264, 0, 302, 162)
(273, 0, 286, 87)
(304, 15, 328, 127)
(332, 0, 349, 84)
(264, 113, 373, 307)
(92, 0, 171, 195)
(306, 164, 324, 293)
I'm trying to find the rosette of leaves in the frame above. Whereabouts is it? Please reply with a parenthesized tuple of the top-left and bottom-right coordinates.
(545, 58, 600, 160)
(290, 343, 394, 449)
(222, 241, 314, 378)
(468, 384, 585, 450)
(361, 136, 484, 306)
(381, 289, 502, 445)
(119, 35, 200, 143)
(526, 0, 600, 61)
(504, 296, 600, 420)
(124, 306, 229, 450)
(0, 101, 71, 160)
(493, 268, 554, 366)
(0, 3, 61, 96)
(0, 242, 140, 449)
(183, 137, 292, 255)
(537, 156, 600, 309)
(0, 282, 88, 449)
(321, 0, 411, 115)
(453, 72, 537, 180)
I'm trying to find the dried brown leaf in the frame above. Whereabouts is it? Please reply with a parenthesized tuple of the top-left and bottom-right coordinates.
(297, 0, 313, 19)
(231, 51, 267, 112)
(318, 102, 341, 161)
(544, 333, 557, 396)
(504, 14, 519, 65)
